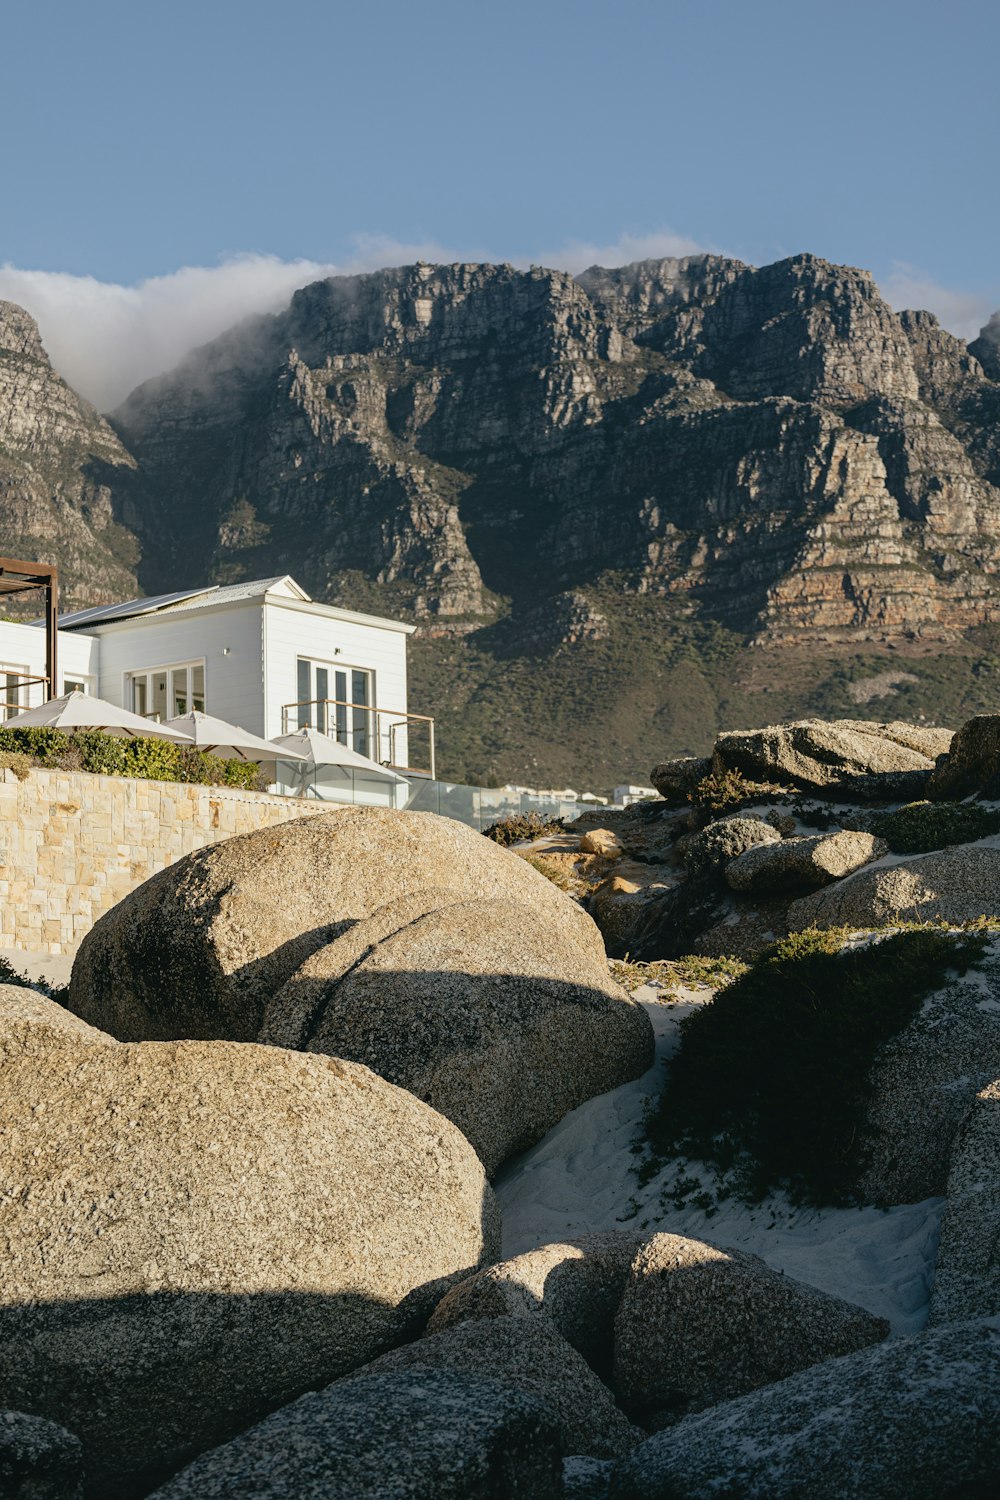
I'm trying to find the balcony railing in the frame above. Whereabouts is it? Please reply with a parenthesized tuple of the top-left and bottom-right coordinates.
(280, 697, 436, 779)
(0, 670, 48, 721)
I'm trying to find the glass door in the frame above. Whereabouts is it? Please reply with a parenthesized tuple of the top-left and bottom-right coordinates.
(296, 659, 373, 755)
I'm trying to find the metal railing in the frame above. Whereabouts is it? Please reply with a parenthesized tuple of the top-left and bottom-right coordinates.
(280, 697, 436, 779)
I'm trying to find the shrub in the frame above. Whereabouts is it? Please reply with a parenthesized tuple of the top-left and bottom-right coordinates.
(645, 925, 987, 1204)
(0, 750, 32, 780)
(483, 811, 565, 846)
(871, 800, 1000, 854)
(0, 726, 266, 792)
(688, 768, 791, 817)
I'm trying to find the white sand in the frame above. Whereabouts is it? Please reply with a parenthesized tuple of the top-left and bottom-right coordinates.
(1, 948, 75, 990)
(496, 987, 941, 1335)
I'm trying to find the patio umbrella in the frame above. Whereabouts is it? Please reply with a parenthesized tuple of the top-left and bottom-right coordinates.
(270, 726, 409, 805)
(163, 710, 306, 763)
(4, 691, 194, 742)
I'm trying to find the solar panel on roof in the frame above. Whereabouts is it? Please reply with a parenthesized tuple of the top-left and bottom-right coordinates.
(52, 587, 219, 629)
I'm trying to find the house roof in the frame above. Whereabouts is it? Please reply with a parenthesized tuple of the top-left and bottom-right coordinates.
(54, 576, 304, 630)
(50, 574, 415, 636)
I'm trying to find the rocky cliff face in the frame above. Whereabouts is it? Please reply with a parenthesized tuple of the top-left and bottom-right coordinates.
(0, 302, 141, 609)
(2, 256, 998, 784)
(111, 254, 1000, 651)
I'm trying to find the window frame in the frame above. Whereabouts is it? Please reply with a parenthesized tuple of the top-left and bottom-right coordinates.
(125, 659, 207, 721)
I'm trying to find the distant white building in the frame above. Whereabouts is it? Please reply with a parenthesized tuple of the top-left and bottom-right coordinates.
(613, 784, 658, 806)
(0, 575, 429, 774)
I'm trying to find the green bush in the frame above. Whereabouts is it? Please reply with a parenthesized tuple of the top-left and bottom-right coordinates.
(646, 925, 987, 1204)
(0, 726, 265, 792)
(483, 811, 565, 846)
(688, 768, 791, 817)
(871, 800, 1000, 854)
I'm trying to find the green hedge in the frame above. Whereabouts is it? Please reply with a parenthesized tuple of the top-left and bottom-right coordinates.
(0, 726, 265, 790)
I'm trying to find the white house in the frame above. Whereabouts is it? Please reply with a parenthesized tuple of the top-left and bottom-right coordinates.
(0, 575, 429, 775)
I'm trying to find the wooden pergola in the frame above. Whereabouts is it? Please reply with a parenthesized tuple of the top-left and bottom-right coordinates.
(0, 557, 58, 700)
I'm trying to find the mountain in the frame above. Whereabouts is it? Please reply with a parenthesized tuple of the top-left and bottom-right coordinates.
(0, 301, 141, 609)
(2, 258, 1000, 786)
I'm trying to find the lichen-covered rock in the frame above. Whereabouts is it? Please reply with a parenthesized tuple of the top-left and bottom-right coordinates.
(649, 757, 711, 802)
(713, 719, 952, 793)
(0, 1038, 498, 1498)
(859, 951, 1000, 1204)
(608, 1318, 1000, 1500)
(725, 830, 887, 894)
(0, 983, 114, 1063)
(427, 1233, 648, 1377)
(0, 1410, 83, 1500)
(788, 844, 1000, 933)
(928, 713, 1000, 799)
(68, 807, 604, 1043)
(680, 816, 779, 874)
(145, 1370, 564, 1499)
(613, 1234, 887, 1421)
(354, 1316, 639, 1459)
(258, 892, 653, 1175)
(930, 1081, 1000, 1324)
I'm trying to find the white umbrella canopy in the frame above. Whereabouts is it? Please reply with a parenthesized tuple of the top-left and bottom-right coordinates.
(163, 710, 306, 762)
(4, 691, 194, 742)
(271, 726, 408, 782)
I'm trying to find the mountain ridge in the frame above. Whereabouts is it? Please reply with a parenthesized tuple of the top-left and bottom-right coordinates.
(2, 254, 1000, 785)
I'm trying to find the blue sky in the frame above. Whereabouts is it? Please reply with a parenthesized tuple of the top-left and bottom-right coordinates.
(2, 0, 998, 406)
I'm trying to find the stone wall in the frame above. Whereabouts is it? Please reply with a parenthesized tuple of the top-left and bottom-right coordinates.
(0, 767, 331, 954)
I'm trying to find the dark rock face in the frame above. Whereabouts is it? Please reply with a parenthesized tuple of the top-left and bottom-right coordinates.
(0, 301, 142, 609)
(109, 257, 1000, 648)
(4, 260, 1000, 783)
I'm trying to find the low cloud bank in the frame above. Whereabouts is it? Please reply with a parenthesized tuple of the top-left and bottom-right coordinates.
(0, 255, 338, 412)
(2, 235, 994, 414)
(882, 260, 996, 344)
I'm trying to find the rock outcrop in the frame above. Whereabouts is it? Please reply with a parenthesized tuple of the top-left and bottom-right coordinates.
(0, 1410, 83, 1500)
(859, 948, 1000, 1204)
(788, 844, 1000, 934)
(0, 1036, 497, 1496)
(353, 1316, 638, 1460)
(929, 1080, 1000, 1324)
(68, 809, 652, 1174)
(147, 1370, 564, 1499)
(608, 1318, 1000, 1500)
(259, 890, 653, 1174)
(68, 808, 610, 1042)
(724, 830, 888, 893)
(713, 719, 953, 795)
(427, 1233, 648, 1378)
(612, 1234, 887, 1421)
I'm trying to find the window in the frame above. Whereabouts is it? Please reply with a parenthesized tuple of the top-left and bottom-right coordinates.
(63, 677, 93, 695)
(296, 657, 373, 756)
(127, 661, 205, 719)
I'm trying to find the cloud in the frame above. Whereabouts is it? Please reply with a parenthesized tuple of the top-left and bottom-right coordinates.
(0, 227, 710, 411)
(532, 228, 708, 273)
(0, 254, 340, 412)
(881, 260, 997, 343)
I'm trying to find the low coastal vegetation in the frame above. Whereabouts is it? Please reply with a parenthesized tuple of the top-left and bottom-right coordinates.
(870, 800, 1000, 854)
(645, 925, 989, 1204)
(0, 725, 265, 789)
(482, 810, 565, 845)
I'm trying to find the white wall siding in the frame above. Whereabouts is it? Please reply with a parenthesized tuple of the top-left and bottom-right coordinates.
(92, 603, 267, 733)
(0, 622, 100, 709)
(263, 598, 410, 762)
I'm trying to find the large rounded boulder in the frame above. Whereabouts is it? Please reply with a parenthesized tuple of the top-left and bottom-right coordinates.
(0, 1037, 498, 1498)
(67, 808, 622, 1043)
(259, 891, 654, 1174)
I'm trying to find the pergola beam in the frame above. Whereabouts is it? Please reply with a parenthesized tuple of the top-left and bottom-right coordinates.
(0, 557, 59, 699)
